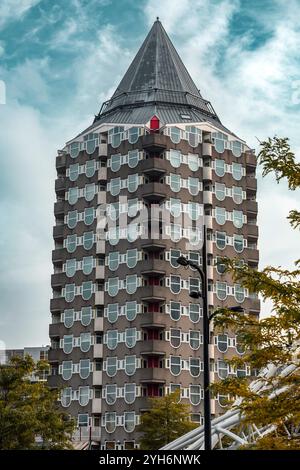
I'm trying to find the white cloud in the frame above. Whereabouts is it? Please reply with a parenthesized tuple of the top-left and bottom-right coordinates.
(0, 0, 41, 29)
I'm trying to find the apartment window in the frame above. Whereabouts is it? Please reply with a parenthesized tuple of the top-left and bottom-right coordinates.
(188, 202, 200, 220)
(83, 232, 94, 250)
(86, 160, 96, 177)
(65, 284, 75, 302)
(107, 303, 119, 323)
(107, 278, 119, 297)
(232, 140, 242, 157)
(170, 224, 181, 242)
(63, 309, 74, 328)
(69, 163, 79, 181)
(170, 249, 180, 268)
(215, 207, 226, 225)
(169, 149, 181, 168)
(110, 177, 121, 196)
(236, 334, 245, 355)
(111, 154, 121, 172)
(127, 249, 138, 269)
(79, 387, 90, 406)
(109, 202, 119, 221)
(189, 304, 201, 323)
(66, 234, 77, 253)
(128, 149, 139, 167)
(106, 357, 117, 377)
(187, 177, 199, 196)
(189, 330, 201, 350)
(106, 384, 117, 405)
(124, 383, 136, 404)
(62, 361, 72, 380)
(190, 358, 201, 377)
(83, 257, 93, 275)
(85, 183, 95, 202)
(124, 412, 135, 433)
(188, 153, 199, 172)
(109, 126, 124, 148)
(215, 183, 225, 201)
(170, 174, 181, 192)
(126, 275, 138, 295)
(81, 307, 92, 326)
(108, 227, 119, 246)
(170, 301, 181, 321)
(235, 284, 245, 303)
(105, 412, 116, 433)
(80, 332, 91, 352)
(170, 356, 181, 376)
(215, 159, 225, 177)
(170, 329, 181, 348)
(78, 414, 89, 427)
(107, 330, 118, 350)
(128, 174, 139, 193)
(218, 360, 229, 379)
(170, 275, 181, 294)
(190, 385, 201, 405)
(186, 126, 201, 147)
(128, 127, 140, 145)
(108, 252, 119, 271)
(82, 281, 93, 300)
(128, 198, 138, 218)
(218, 394, 229, 407)
(233, 186, 243, 204)
(80, 359, 91, 379)
(127, 224, 139, 242)
(215, 231, 226, 250)
(237, 365, 247, 378)
(125, 355, 136, 376)
(216, 281, 227, 301)
(125, 328, 137, 348)
(85, 132, 97, 154)
(126, 301, 137, 321)
(217, 334, 228, 353)
(189, 277, 200, 296)
(66, 259, 76, 278)
(67, 210, 77, 229)
(232, 163, 242, 181)
(233, 234, 244, 253)
(216, 257, 226, 274)
(61, 387, 72, 407)
(189, 227, 201, 245)
(233, 210, 243, 229)
(84, 208, 94, 226)
(170, 198, 181, 217)
(170, 127, 181, 144)
(70, 141, 80, 158)
(68, 187, 78, 205)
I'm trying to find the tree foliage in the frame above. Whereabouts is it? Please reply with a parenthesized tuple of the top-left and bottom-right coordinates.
(137, 390, 197, 449)
(0, 355, 75, 449)
(212, 136, 300, 449)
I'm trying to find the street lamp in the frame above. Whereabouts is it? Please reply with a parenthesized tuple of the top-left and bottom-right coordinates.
(177, 228, 245, 451)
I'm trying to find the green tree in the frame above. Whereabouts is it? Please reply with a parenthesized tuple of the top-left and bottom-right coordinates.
(0, 355, 75, 449)
(137, 390, 197, 449)
(212, 136, 300, 449)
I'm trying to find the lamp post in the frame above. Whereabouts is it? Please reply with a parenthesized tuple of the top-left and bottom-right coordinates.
(177, 227, 245, 451)
(177, 225, 211, 450)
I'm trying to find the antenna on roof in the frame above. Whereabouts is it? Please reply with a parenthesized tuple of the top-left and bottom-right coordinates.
(156, 16, 160, 21)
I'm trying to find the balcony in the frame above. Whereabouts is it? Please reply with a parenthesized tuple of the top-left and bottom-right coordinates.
(99, 143, 108, 157)
(141, 239, 166, 252)
(49, 322, 61, 338)
(246, 177, 257, 191)
(96, 240, 105, 254)
(52, 248, 64, 264)
(94, 317, 103, 331)
(141, 182, 167, 202)
(94, 344, 103, 358)
(47, 348, 59, 362)
(141, 133, 168, 152)
(139, 340, 167, 356)
(97, 192, 106, 205)
(140, 312, 166, 329)
(51, 272, 64, 287)
(138, 286, 167, 302)
(56, 154, 66, 169)
(203, 167, 212, 180)
(72, 426, 101, 443)
(202, 143, 212, 156)
(140, 157, 168, 178)
(204, 215, 213, 230)
(209, 343, 215, 359)
(93, 371, 103, 386)
(247, 247, 259, 263)
(245, 151, 257, 168)
(53, 225, 64, 240)
(247, 224, 259, 238)
(207, 291, 214, 306)
(206, 240, 213, 254)
(50, 297, 64, 312)
(140, 258, 166, 276)
(207, 265, 214, 280)
(246, 200, 258, 214)
(96, 265, 105, 279)
(203, 191, 212, 205)
(92, 398, 102, 414)
(139, 368, 167, 384)
(55, 177, 65, 193)
(95, 291, 104, 305)
(98, 167, 107, 181)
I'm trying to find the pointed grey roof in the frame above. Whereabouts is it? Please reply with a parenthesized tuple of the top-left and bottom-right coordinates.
(94, 19, 221, 125)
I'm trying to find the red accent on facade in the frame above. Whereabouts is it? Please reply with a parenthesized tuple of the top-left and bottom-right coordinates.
(150, 115, 160, 131)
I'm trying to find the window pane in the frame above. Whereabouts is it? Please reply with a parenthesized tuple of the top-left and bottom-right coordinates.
(68, 187, 78, 205)
(215, 159, 225, 177)
(111, 154, 121, 172)
(128, 149, 139, 167)
(107, 304, 119, 323)
(66, 259, 76, 278)
(216, 231, 226, 250)
(82, 281, 93, 300)
(81, 307, 92, 326)
(67, 211, 77, 229)
(126, 275, 138, 295)
(82, 257, 93, 275)
(66, 235, 77, 253)
(86, 160, 95, 177)
(188, 154, 199, 172)
(69, 163, 79, 181)
(64, 309, 74, 328)
(83, 232, 94, 250)
(170, 275, 181, 294)
(84, 208, 94, 226)
(170, 302, 181, 321)
(126, 302, 137, 321)
(170, 127, 181, 144)
(125, 356, 136, 376)
(170, 174, 181, 192)
(169, 149, 181, 168)
(215, 207, 226, 225)
(127, 249, 138, 269)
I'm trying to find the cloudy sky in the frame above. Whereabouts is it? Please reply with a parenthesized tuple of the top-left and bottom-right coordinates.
(0, 0, 299, 348)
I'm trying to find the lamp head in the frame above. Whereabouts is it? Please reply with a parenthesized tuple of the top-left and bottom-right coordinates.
(229, 306, 244, 313)
(189, 290, 202, 299)
(176, 256, 189, 267)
